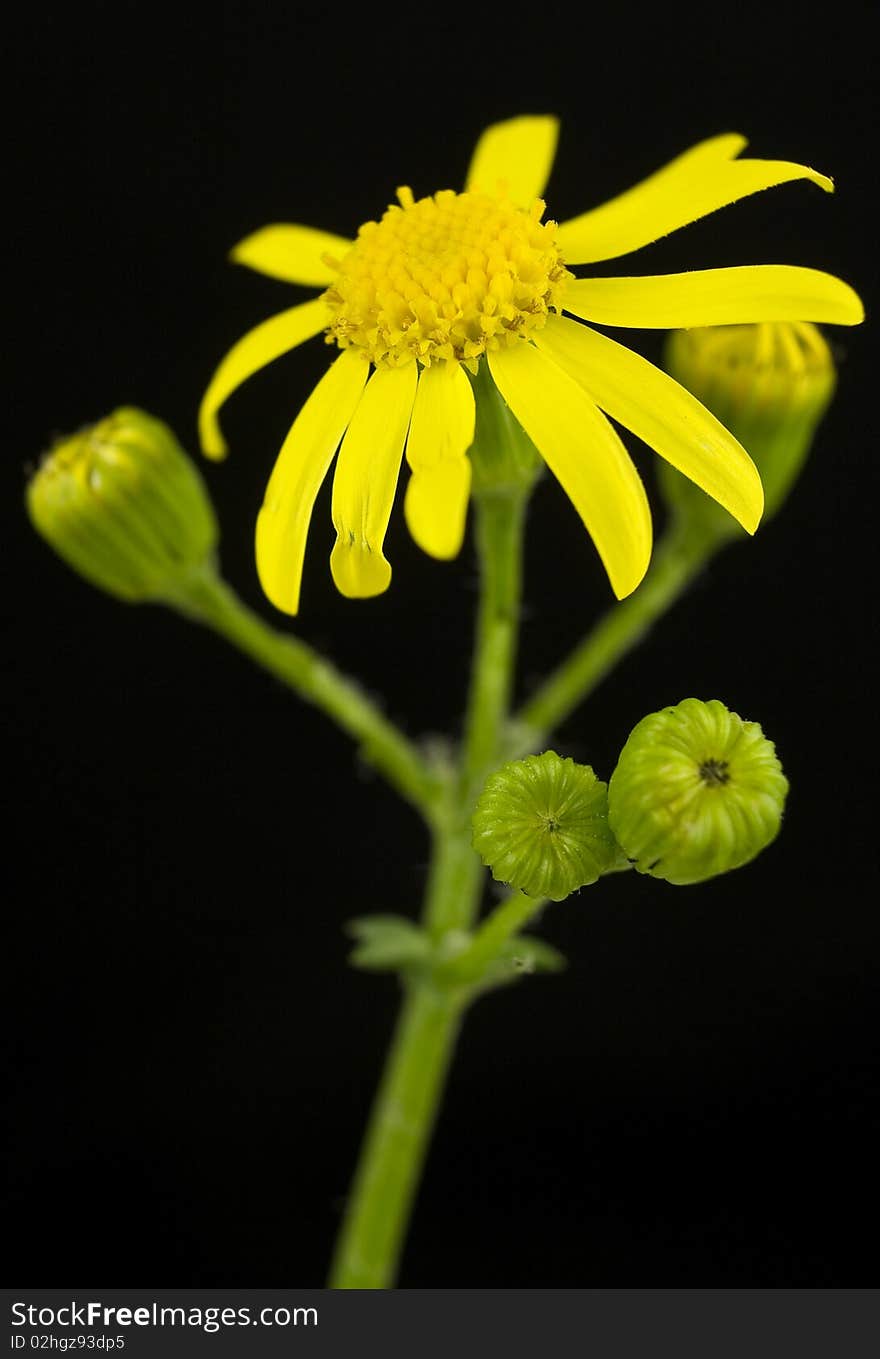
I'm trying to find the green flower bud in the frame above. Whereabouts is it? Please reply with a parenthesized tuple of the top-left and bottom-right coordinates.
(607, 698, 788, 886)
(659, 322, 836, 541)
(27, 407, 218, 604)
(472, 751, 618, 901)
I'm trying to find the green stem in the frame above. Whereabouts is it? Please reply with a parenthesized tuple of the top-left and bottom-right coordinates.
(328, 470, 530, 1289)
(327, 795, 486, 1289)
(460, 490, 527, 804)
(175, 568, 443, 822)
(512, 523, 712, 751)
(423, 822, 485, 940)
(425, 488, 527, 939)
(445, 890, 547, 982)
(327, 980, 467, 1289)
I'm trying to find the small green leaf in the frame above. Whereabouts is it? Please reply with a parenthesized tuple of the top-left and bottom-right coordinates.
(346, 915, 431, 972)
(497, 935, 567, 974)
(476, 935, 567, 993)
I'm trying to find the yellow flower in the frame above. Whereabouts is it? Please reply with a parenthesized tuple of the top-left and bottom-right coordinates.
(199, 117, 863, 614)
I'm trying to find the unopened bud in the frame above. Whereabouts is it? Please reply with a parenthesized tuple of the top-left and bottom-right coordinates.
(660, 322, 836, 539)
(607, 698, 788, 885)
(28, 407, 218, 604)
(472, 751, 618, 901)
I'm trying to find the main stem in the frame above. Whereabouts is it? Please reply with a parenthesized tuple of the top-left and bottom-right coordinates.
(328, 488, 526, 1288)
(326, 981, 467, 1289)
(459, 492, 528, 807)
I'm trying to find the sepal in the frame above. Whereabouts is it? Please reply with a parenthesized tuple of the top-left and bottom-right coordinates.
(468, 360, 544, 496)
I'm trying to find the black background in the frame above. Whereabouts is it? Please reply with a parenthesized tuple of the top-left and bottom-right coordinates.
(6, 1, 878, 1286)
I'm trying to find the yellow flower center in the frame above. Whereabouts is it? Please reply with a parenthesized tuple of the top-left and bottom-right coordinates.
(322, 187, 571, 369)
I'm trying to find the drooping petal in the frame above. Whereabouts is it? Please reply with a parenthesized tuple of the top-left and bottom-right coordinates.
(404, 363, 475, 559)
(487, 343, 652, 599)
(230, 224, 352, 286)
(198, 298, 330, 460)
(256, 351, 368, 615)
(330, 363, 418, 598)
(564, 266, 864, 328)
(535, 314, 763, 533)
(556, 134, 833, 264)
(465, 115, 560, 205)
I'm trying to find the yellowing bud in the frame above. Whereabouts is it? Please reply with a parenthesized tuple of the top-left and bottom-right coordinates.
(607, 698, 788, 886)
(28, 408, 218, 605)
(660, 322, 836, 539)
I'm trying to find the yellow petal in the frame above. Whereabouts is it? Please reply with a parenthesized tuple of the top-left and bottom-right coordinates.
(198, 298, 329, 460)
(256, 351, 368, 615)
(536, 314, 763, 533)
(487, 343, 652, 599)
(556, 133, 833, 264)
(230, 224, 352, 286)
(330, 364, 417, 598)
(465, 115, 560, 205)
(404, 363, 475, 559)
(565, 266, 865, 328)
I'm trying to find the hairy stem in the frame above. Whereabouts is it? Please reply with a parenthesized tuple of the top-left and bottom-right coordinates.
(176, 568, 443, 822)
(328, 488, 528, 1288)
(327, 970, 471, 1286)
(460, 491, 528, 803)
(446, 890, 547, 982)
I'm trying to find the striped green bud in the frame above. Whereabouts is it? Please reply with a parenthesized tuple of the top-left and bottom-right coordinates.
(27, 407, 218, 605)
(660, 322, 836, 541)
(607, 698, 788, 886)
(472, 751, 618, 901)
